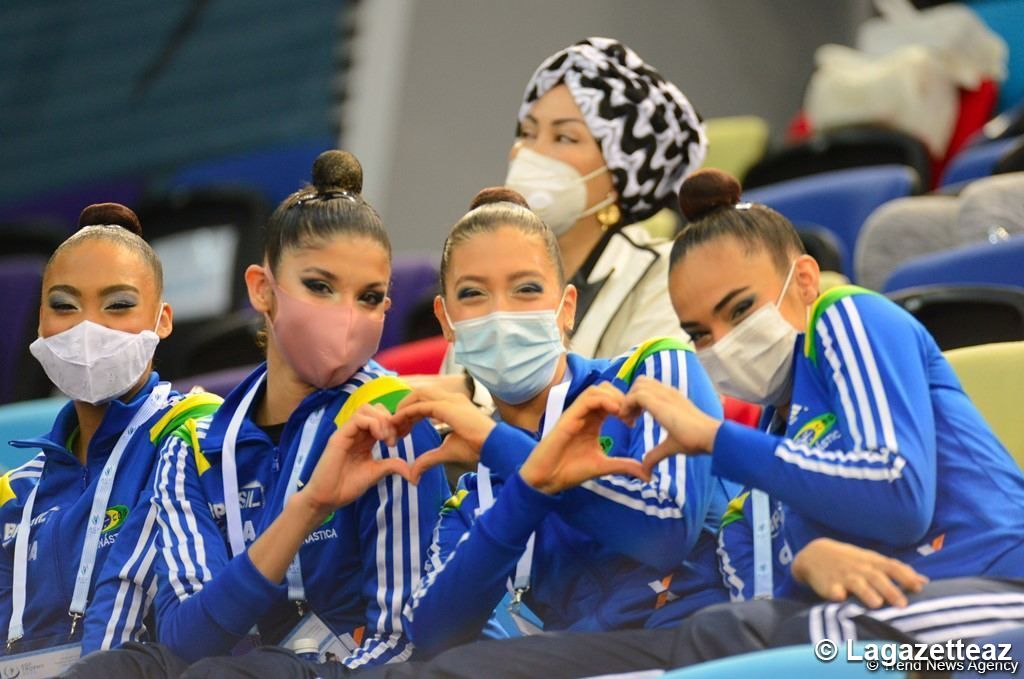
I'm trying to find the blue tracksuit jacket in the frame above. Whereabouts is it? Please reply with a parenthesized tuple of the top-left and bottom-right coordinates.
(404, 348, 735, 657)
(713, 287, 1024, 600)
(0, 374, 203, 655)
(150, 362, 449, 668)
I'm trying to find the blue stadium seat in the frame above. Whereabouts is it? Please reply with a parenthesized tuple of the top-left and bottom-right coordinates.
(940, 137, 1024, 188)
(745, 166, 916, 280)
(883, 236, 1024, 292)
(0, 397, 65, 472)
(165, 138, 335, 206)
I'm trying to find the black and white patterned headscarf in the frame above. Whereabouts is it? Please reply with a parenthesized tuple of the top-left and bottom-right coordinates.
(519, 37, 706, 224)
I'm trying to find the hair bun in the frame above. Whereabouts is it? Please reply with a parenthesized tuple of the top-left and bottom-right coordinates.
(312, 150, 363, 194)
(678, 168, 742, 222)
(469, 187, 530, 210)
(78, 203, 143, 236)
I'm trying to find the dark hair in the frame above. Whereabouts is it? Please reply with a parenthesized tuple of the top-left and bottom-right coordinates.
(670, 168, 805, 274)
(264, 150, 390, 272)
(47, 203, 164, 293)
(439, 187, 565, 294)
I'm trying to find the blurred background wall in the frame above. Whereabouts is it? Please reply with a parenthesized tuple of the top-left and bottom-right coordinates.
(0, 0, 872, 254)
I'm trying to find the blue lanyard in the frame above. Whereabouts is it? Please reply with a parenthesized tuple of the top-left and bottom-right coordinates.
(7, 383, 170, 649)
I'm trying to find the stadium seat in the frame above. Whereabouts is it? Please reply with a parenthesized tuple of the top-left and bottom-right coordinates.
(854, 195, 961, 291)
(375, 336, 449, 376)
(797, 225, 846, 275)
(746, 166, 917, 280)
(882, 236, 1024, 292)
(743, 125, 931, 191)
(944, 341, 1024, 468)
(135, 188, 269, 380)
(165, 138, 336, 206)
(0, 397, 66, 472)
(0, 256, 51, 404)
(701, 116, 770, 183)
(940, 137, 1024, 188)
(662, 643, 896, 678)
(886, 285, 1024, 351)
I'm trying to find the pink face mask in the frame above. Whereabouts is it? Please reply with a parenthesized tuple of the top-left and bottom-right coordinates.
(264, 267, 385, 389)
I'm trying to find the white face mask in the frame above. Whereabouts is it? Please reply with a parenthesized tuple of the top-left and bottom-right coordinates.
(444, 294, 567, 405)
(505, 147, 614, 235)
(29, 309, 163, 405)
(696, 263, 799, 406)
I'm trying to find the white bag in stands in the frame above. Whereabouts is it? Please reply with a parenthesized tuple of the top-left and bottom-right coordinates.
(804, 43, 958, 157)
(857, 0, 1008, 90)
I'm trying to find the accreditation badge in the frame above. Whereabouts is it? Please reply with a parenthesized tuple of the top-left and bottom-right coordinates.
(0, 642, 81, 678)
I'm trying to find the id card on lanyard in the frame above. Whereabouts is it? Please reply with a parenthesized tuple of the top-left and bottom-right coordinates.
(476, 377, 571, 636)
(750, 415, 783, 601)
(5, 383, 171, 663)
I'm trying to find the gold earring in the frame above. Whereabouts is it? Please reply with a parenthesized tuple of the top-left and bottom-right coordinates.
(596, 202, 621, 231)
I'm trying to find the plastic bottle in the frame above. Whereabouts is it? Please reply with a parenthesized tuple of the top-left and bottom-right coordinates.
(291, 637, 321, 664)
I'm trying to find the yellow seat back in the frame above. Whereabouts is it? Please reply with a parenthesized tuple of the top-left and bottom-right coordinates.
(944, 341, 1024, 469)
(701, 116, 770, 181)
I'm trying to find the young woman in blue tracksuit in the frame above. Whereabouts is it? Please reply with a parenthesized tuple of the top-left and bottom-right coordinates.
(60, 152, 449, 679)
(158, 151, 449, 672)
(373, 187, 734, 664)
(387, 170, 1024, 679)
(0, 204, 219, 673)
(637, 167, 1024, 588)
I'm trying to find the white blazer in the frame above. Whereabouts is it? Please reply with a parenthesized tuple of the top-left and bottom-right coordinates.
(567, 223, 688, 359)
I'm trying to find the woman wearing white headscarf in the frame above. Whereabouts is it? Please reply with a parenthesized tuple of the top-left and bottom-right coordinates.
(504, 37, 706, 358)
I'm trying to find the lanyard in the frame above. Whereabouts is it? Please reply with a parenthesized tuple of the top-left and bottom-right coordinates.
(282, 408, 325, 607)
(7, 383, 171, 650)
(476, 378, 571, 604)
(751, 489, 773, 599)
(221, 374, 265, 557)
(751, 418, 779, 600)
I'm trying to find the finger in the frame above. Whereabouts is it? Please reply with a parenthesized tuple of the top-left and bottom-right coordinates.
(825, 582, 848, 603)
(865, 569, 907, 609)
(641, 437, 684, 475)
(847, 575, 884, 609)
(883, 559, 928, 594)
(369, 458, 414, 486)
(409, 448, 453, 483)
(596, 457, 650, 483)
(372, 403, 398, 446)
(391, 401, 444, 431)
(399, 385, 456, 408)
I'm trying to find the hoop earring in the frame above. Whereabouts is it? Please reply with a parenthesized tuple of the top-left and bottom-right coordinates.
(596, 202, 621, 231)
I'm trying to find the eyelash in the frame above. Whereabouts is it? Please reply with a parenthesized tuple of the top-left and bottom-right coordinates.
(456, 288, 483, 300)
(360, 291, 385, 307)
(516, 284, 543, 295)
(731, 299, 754, 320)
(303, 279, 333, 295)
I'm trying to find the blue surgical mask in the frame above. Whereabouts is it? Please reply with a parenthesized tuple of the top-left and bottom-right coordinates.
(444, 296, 566, 405)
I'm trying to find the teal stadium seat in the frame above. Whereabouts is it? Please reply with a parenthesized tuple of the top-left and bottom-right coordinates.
(0, 397, 65, 472)
(662, 644, 906, 678)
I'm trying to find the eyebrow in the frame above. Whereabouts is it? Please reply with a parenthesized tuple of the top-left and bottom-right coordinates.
(712, 287, 750, 315)
(100, 284, 139, 296)
(47, 283, 140, 297)
(454, 271, 545, 287)
(302, 267, 337, 282)
(523, 114, 587, 127)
